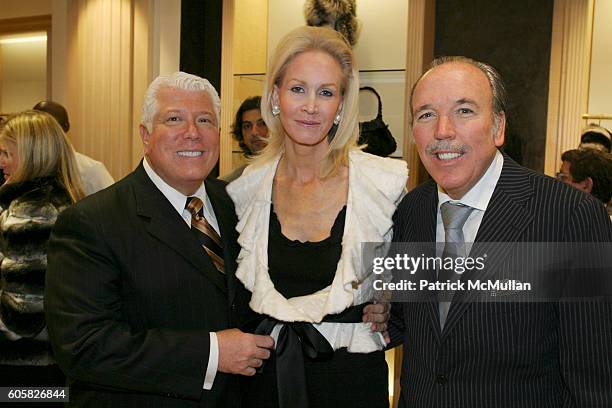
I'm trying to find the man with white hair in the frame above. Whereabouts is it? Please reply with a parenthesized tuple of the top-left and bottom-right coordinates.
(45, 72, 274, 407)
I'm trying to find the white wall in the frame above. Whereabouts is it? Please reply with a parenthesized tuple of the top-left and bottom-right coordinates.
(0, 0, 70, 107)
(0, 0, 52, 112)
(51, 0, 68, 104)
(267, 0, 407, 70)
(352, 0, 408, 71)
(0, 35, 48, 112)
(1, 0, 181, 110)
(588, 0, 612, 130)
(1, 80, 46, 113)
(266, 0, 304, 60)
(152, 0, 181, 76)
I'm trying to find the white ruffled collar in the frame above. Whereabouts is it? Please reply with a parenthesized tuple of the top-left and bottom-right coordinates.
(227, 150, 407, 323)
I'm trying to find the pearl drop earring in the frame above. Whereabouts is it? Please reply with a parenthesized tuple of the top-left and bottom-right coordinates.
(272, 105, 280, 116)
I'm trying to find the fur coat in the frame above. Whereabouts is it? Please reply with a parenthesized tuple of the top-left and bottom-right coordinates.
(0, 176, 72, 365)
(304, 0, 360, 46)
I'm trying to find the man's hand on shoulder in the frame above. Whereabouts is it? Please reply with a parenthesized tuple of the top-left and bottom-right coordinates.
(216, 328, 274, 376)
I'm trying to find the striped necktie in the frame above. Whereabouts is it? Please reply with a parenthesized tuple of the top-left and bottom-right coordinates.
(438, 201, 473, 329)
(185, 196, 225, 274)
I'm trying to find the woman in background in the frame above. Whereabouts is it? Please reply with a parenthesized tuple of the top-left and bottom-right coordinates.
(0, 110, 84, 387)
(228, 26, 407, 408)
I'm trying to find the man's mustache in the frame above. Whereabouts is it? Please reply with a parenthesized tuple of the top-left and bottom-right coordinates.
(425, 140, 468, 155)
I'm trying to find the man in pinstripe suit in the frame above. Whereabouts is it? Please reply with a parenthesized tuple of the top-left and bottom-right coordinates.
(45, 72, 274, 407)
(389, 56, 612, 407)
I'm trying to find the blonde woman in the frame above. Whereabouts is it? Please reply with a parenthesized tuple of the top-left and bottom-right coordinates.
(0, 110, 84, 386)
(228, 26, 407, 408)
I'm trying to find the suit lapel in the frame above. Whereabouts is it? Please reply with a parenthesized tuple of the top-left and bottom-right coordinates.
(132, 164, 227, 294)
(403, 181, 442, 340)
(403, 180, 437, 243)
(205, 178, 239, 304)
(442, 156, 535, 336)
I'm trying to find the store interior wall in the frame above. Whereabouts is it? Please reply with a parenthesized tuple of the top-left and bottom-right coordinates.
(230, 0, 409, 172)
(0, 32, 47, 113)
(1, 0, 611, 177)
(434, 0, 555, 173)
(588, 0, 612, 130)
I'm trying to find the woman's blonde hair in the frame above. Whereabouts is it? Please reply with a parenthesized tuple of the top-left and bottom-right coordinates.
(0, 110, 85, 203)
(256, 26, 361, 177)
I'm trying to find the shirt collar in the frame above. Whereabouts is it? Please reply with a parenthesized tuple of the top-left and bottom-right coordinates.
(142, 157, 208, 214)
(437, 149, 504, 211)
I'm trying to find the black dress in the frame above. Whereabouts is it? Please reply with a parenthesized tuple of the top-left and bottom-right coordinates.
(242, 206, 388, 408)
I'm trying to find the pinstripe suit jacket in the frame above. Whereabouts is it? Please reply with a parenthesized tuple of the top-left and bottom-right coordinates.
(45, 163, 251, 407)
(389, 154, 612, 407)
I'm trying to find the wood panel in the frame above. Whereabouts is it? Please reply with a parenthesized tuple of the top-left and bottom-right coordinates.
(545, 0, 594, 176)
(404, 0, 435, 190)
(220, 0, 234, 176)
(0, 15, 51, 34)
(66, 0, 150, 180)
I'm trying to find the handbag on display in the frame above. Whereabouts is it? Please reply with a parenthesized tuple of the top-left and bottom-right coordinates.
(358, 86, 397, 157)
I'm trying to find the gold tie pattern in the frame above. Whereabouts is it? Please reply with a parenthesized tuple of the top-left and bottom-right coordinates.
(185, 196, 225, 274)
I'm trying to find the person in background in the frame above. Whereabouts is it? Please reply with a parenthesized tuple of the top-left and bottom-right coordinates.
(559, 148, 612, 215)
(227, 26, 406, 408)
(33, 101, 115, 194)
(221, 96, 269, 182)
(0, 110, 84, 387)
(579, 124, 611, 153)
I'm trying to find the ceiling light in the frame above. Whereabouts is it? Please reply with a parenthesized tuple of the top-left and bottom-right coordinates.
(0, 35, 47, 45)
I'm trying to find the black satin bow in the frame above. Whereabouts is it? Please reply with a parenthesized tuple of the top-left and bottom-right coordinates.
(254, 303, 371, 408)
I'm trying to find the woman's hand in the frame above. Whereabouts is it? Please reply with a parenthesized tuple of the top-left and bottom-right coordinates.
(362, 302, 390, 344)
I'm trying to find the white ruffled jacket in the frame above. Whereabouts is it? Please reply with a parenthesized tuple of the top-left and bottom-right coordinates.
(227, 150, 408, 352)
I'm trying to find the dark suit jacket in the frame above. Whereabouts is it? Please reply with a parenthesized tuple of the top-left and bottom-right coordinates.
(389, 155, 612, 408)
(45, 163, 251, 407)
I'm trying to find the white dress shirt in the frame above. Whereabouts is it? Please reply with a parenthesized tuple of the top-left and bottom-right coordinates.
(436, 150, 504, 249)
(143, 158, 220, 390)
(75, 151, 115, 195)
